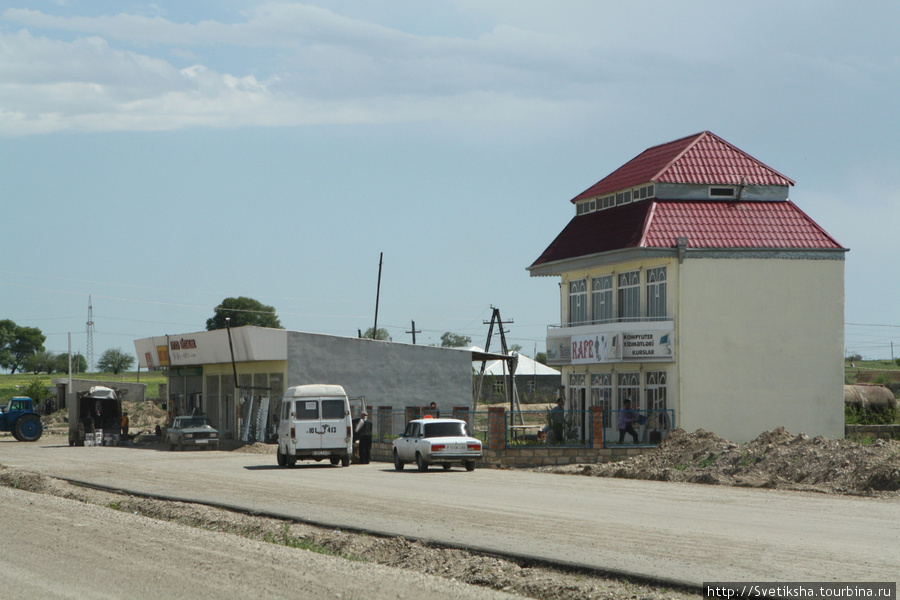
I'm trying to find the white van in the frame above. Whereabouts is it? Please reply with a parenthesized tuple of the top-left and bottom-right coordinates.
(277, 384, 353, 467)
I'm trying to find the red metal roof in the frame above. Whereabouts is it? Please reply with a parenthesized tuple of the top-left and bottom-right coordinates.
(571, 131, 795, 202)
(529, 200, 844, 269)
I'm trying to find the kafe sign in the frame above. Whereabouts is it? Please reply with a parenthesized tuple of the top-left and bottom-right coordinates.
(569, 331, 673, 364)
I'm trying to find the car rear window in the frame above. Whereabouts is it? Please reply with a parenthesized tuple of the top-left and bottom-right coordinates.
(423, 422, 467, 438)
(321, 399, 345, 419)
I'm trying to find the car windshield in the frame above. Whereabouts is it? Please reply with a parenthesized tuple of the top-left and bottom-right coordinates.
(423, 422, 467, 438)
(181, 418, 210, 428)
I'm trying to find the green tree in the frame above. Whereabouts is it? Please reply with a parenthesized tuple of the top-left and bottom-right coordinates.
(0, 321, 45, 374)
(535, 352, 548, 365)
(23, 350, 57, 374)
(54, 352, 87, 374)
(440, 332, 472, 348)
(206, 297, 283, 330)
(97, 348, 135, 374)
(362, 327, 390, 340)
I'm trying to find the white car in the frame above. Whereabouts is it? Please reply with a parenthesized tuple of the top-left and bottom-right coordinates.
(392, 417, 482, 472)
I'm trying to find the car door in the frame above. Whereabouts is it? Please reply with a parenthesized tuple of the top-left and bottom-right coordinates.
(319, 398, 347, 451)
(293, 399, 323, 452)
(397, 422, 419, 461)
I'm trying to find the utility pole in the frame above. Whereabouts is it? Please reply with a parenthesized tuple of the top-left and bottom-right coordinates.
(86, 295, 95, 372)
(406, 320, 422, 344)
(474, 307, 518, 418)
(372, 252, 383, 339)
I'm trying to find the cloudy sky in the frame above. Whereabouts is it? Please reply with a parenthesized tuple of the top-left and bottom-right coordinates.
(1, 0, 898, 365)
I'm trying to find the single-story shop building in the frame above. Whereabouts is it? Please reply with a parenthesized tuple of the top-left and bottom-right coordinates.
(134, 326, 509, 440)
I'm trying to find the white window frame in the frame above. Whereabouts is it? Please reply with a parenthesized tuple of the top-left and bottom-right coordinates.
(591, 275, 614, 324)
(617, 271, 640, 322)
(646, 266, 667, 320)
(568, 279, 588, 326)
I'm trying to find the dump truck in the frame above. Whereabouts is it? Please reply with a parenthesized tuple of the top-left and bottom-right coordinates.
(0, 397, 43, 441)
(68, 385, 122, 446)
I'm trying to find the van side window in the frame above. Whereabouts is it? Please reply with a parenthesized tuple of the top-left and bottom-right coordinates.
(295, 400, 319, 421)
(321, 399, 345, 419)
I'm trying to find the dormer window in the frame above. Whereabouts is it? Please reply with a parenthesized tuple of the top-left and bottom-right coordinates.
(709, 186, 736, 198)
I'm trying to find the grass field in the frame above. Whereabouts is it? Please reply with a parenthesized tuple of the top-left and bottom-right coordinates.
(0, 371, 167, 404)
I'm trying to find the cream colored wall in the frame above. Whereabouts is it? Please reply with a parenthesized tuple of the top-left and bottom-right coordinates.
(677, 257, 844, 442)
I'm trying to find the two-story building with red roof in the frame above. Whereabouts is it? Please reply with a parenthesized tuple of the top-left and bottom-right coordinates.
(528, 132, 847, 443)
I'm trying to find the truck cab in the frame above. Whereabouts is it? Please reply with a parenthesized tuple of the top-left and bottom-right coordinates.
(276, 384, 352, 467)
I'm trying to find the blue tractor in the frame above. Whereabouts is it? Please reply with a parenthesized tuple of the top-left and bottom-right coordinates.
(0, 397, 44, 442)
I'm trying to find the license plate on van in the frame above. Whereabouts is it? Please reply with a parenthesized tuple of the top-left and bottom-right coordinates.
(312, 450, 330, 456)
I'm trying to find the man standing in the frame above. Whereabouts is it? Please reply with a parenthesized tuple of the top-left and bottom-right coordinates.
(618, 399, 640, 445)
(355, 412, 373, 464)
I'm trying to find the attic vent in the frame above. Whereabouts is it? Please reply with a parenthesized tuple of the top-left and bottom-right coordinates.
(709, 186, 736, 198)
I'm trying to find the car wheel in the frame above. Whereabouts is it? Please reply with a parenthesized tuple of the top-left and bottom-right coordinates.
(442, 463, 452, 471)
(465, 460, 476, 472)
(393, 450, 404, 471)
(416, 452, 428, 472)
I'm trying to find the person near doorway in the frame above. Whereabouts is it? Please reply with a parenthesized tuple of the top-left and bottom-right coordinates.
(541, 398, 566, 444)
(355, 412, 373, 464)
(618, 399, 640, 445)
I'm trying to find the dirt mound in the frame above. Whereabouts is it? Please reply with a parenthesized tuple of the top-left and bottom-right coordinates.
(539, 427, 900, 496)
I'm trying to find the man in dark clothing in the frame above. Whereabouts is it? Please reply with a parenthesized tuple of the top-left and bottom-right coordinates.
(355, 412, 373, 464)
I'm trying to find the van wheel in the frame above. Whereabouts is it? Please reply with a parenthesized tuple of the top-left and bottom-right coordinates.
(393, 450, 404, 471)
(286, 455, 297, 468)
(341, 455, 350, 467)
(416, 452, 428, 472)
(330, 457, 340, 466)
(277, 448, 286, 467)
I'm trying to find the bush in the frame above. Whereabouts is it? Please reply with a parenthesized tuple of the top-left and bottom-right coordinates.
(845, 403, 898, 425)
(22, 377, 52, 403)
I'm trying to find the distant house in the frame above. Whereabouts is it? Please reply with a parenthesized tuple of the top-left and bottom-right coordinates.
(528, 131, 847, 443)
(473, 347, 561, 405)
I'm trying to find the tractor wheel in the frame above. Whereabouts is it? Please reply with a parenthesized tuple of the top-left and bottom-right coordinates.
(15, 415, 43, 442)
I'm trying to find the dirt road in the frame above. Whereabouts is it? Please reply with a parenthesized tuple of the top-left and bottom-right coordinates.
(0, 485, 524, 600)
(3, 435, 898, 589)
